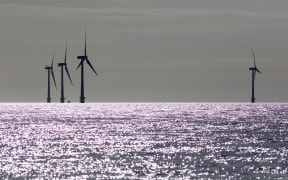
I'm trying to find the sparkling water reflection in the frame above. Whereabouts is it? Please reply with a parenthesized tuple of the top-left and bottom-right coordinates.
(0, 103, 287, 179)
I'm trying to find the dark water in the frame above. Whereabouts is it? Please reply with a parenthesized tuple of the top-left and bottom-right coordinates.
(0, 103, 287, 179)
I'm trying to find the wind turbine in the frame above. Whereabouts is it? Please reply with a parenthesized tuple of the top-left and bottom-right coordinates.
(77, 29, 98, 103)
(249, 48, 262, 103)
(58, 43, 73, 103)
(45, 53, 57, 103)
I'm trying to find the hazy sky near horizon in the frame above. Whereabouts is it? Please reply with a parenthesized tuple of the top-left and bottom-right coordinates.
(1, 0, 288, 102)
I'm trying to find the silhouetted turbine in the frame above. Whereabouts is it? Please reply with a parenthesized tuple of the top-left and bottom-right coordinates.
(77, 29, 98, 103)
(249, 48, 262, 103)
(45, 53, 57, 103)
(58, 43, 73, 103)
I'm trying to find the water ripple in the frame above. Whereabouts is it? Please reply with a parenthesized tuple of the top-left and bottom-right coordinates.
(0, 103, 287, 179)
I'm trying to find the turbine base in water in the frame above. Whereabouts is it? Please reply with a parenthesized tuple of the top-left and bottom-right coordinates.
(80, 96, 86, 103)
(60, 97, 65, 103)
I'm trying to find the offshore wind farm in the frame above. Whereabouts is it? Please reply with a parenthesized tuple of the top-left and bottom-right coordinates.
(44, 29, 264, 104)
(45, 29, 98, 103)
(1, 1, 288, 179)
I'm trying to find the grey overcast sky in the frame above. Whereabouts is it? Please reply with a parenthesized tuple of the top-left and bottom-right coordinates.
(1, 0, 288, 102)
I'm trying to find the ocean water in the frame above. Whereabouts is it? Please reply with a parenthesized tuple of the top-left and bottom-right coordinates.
(0, 103, 287, 179)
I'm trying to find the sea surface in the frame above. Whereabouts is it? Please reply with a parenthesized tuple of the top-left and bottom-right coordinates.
(0, 103, 287, 179)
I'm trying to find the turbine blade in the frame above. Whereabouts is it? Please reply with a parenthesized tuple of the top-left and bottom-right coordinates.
(64, 42, 67, 63)
(51, 52, 55, 67)
(256, 68, 262, 74)
(86, 58, 98, 76)
(65, 66, 73, 85)
(76, 60, 84, 70)
(85, 27, 87, 56)
(51, 69, 57, 89)
(252, 48, 256, 67)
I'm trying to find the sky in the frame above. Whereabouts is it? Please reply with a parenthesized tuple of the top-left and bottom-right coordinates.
(1, 0, 288, 102)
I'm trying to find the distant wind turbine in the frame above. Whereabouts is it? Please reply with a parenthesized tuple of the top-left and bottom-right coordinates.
(45, 53, 57, 103)
(58, 43, 73, 103)
(76, 28, 98, 103)
(249, 48, 262, 103)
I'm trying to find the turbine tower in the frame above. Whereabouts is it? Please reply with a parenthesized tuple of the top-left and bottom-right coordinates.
(249, 48, 262, 103)
(77, 28, 98, 103)
(45, 53, 57, 103)
(58, 43, 73, 103)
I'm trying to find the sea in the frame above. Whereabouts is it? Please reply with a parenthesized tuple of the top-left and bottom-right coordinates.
(0, 103, 287, 179)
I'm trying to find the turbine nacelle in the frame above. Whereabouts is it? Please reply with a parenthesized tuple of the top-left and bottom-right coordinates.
(45, 66, 53, 70)
(77, 55, 87, 60)
(58, 63, 66, 66)
(249, 67, 262, 74)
